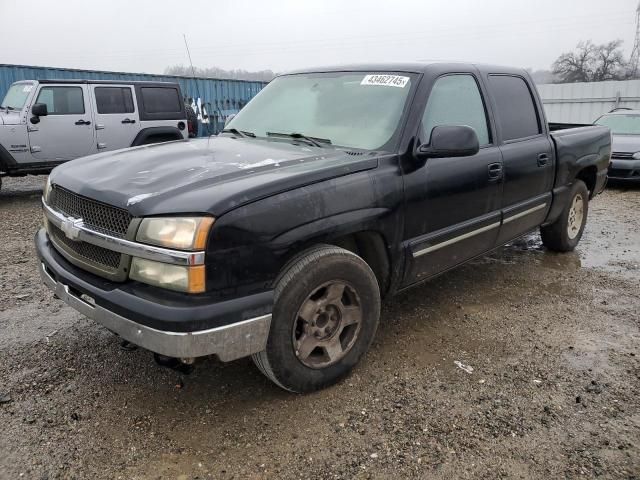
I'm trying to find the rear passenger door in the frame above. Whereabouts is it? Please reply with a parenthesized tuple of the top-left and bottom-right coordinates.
(486, 75, 554, 244)
(91, 85, 141, 151)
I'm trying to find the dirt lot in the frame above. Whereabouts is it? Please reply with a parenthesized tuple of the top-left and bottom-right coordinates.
(0, 176, 638, 480)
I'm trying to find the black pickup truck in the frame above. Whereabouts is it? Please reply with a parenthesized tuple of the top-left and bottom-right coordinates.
(35, 63, 610, 393)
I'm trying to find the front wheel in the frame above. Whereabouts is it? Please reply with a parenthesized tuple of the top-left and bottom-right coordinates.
(252, 245, 381, 393)
(540, 179, 589, 252)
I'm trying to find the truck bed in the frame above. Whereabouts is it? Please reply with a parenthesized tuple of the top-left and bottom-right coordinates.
(549, 124, 611, 192)
(548, 122, 593, 131)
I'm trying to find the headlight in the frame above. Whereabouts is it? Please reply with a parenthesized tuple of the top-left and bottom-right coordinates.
(129, 258, 205, 293)
(136, 217, 214, 250)
(632, 152, 640, 160)
(43, 176, 52, 203)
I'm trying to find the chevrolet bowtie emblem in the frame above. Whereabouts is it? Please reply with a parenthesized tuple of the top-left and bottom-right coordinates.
(60, 216, 84, 241)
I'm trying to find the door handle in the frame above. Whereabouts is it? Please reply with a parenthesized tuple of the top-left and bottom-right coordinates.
(121, 118, 136, 124)
(488, 162, 503, 181)
(537, 153, 549, 167)
(74, 119, 91, 126)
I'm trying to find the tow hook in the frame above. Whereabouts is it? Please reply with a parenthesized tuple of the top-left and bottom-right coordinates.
(153, 353, 195, 374)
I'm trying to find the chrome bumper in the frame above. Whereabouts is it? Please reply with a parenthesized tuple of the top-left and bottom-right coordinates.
(39, 262, 271, 361)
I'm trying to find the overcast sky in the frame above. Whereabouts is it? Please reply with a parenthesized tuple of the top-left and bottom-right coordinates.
(0, 0, 637, 74)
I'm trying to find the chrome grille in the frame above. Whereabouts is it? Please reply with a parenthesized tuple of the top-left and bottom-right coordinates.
(49, 223, 121, 271)
(611, 152, 634, 159)
(50, 186, 132, 238)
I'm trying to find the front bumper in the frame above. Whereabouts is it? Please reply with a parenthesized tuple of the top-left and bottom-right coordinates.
(608, 159, 640, 181)
(35, 228, 273, 360)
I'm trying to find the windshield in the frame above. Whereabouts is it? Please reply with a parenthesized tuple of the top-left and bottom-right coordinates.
(1, 83, 34, 110)
(595, 113, 640, 135)
(227, 72, 416, 150)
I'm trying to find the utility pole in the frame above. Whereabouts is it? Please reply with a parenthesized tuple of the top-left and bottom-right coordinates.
(630, 1, 640, 77)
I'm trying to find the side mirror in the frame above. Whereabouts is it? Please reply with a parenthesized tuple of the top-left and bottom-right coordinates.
(416, 125, 480, 159)
(224, 113, 236, 127)
(32, 103, 48, 117)
(30, 103, 48, 124)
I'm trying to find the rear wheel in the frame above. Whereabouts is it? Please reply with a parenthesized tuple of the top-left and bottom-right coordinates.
(252, 245, 380, 393)
(540, 180, 589, 252)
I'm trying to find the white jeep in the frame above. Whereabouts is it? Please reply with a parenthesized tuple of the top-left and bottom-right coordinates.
(0, 80, 189, 190)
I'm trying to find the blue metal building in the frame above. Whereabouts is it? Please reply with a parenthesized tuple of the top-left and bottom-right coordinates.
(0, 64, 268, 136)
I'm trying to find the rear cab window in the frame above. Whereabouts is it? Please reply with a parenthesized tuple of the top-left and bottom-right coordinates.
(488, 75, 541, 142)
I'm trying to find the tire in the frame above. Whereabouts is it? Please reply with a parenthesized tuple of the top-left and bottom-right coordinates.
(540, 180, 589, 252)
(252, 245, 381, 393)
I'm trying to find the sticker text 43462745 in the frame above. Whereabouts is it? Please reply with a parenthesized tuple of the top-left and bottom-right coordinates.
(360, 74, 409, 88)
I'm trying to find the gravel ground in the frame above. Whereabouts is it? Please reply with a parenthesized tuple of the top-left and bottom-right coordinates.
(0, 176, 638, 480)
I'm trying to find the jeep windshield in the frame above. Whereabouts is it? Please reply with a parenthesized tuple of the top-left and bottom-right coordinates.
(595, 113, 640, 135)
(226, 72, 417, 150)
(1, 82, 34, 110)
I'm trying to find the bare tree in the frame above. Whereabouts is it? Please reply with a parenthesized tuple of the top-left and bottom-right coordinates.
(552, 40, 631, 83)
(592, 40, 626, 81)
(552, 41, 597, 83)
(164, 65, 276, 82)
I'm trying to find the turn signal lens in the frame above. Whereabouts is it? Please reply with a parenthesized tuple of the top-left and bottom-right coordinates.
(129, 258, 205, 293)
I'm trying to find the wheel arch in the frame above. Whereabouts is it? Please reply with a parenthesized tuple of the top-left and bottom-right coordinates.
(130, 127, 185, 147)
(273, 218, 394, 299)
(574, 165, 598, 198)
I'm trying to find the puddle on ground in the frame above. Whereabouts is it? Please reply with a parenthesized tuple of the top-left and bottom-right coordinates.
(483, 211, 640, 280)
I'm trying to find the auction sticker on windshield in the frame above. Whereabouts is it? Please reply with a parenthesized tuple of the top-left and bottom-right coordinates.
(361, 74, 409, 88)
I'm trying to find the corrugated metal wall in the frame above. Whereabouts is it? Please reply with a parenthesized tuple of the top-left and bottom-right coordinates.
(537, 79, 640, 124)
(0, 64, 268, 135)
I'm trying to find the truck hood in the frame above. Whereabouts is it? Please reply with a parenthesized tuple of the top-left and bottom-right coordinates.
(611, 134, 640, 153)
(50, 137, 378, 217)
(0, 110, 23, 125)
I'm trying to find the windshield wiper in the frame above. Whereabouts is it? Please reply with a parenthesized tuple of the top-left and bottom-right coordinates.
(267, 132, 331, 148)
(221, 128, 255, 138)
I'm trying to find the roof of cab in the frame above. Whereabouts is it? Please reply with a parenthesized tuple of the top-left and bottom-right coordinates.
(283, 61, 528, 76)
(603, 108, 640, 115)
(36, 79, 180, 86)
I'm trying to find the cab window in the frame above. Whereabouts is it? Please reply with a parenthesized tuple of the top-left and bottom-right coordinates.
(95, 87, 135, 114)
(421, 74, 490, 146)
(488, 75, 541, 141)
(36, 86, 85, 115)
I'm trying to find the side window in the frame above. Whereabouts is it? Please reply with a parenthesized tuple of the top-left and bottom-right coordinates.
(488, 75, 541, 141)
(36, 86, 85, 115)
(140, 87, 181, 114)
(421, 75, 490, 146)
(95, 87, 135, 114)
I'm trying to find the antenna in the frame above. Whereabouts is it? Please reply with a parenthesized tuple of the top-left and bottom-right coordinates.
(183, 34, 205, 132)
(630, 1, 640, 77)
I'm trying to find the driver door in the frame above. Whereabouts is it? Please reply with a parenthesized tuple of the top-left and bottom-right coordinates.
(403, 73, 503, 285)
(28, 84, 95, 161)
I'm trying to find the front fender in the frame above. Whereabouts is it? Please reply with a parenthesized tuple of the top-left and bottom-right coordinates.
(206, 162, 403, 294)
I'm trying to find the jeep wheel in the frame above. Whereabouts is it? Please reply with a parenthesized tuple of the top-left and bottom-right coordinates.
(252, 245, 380, 393)
(540, 179, 589, 252)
